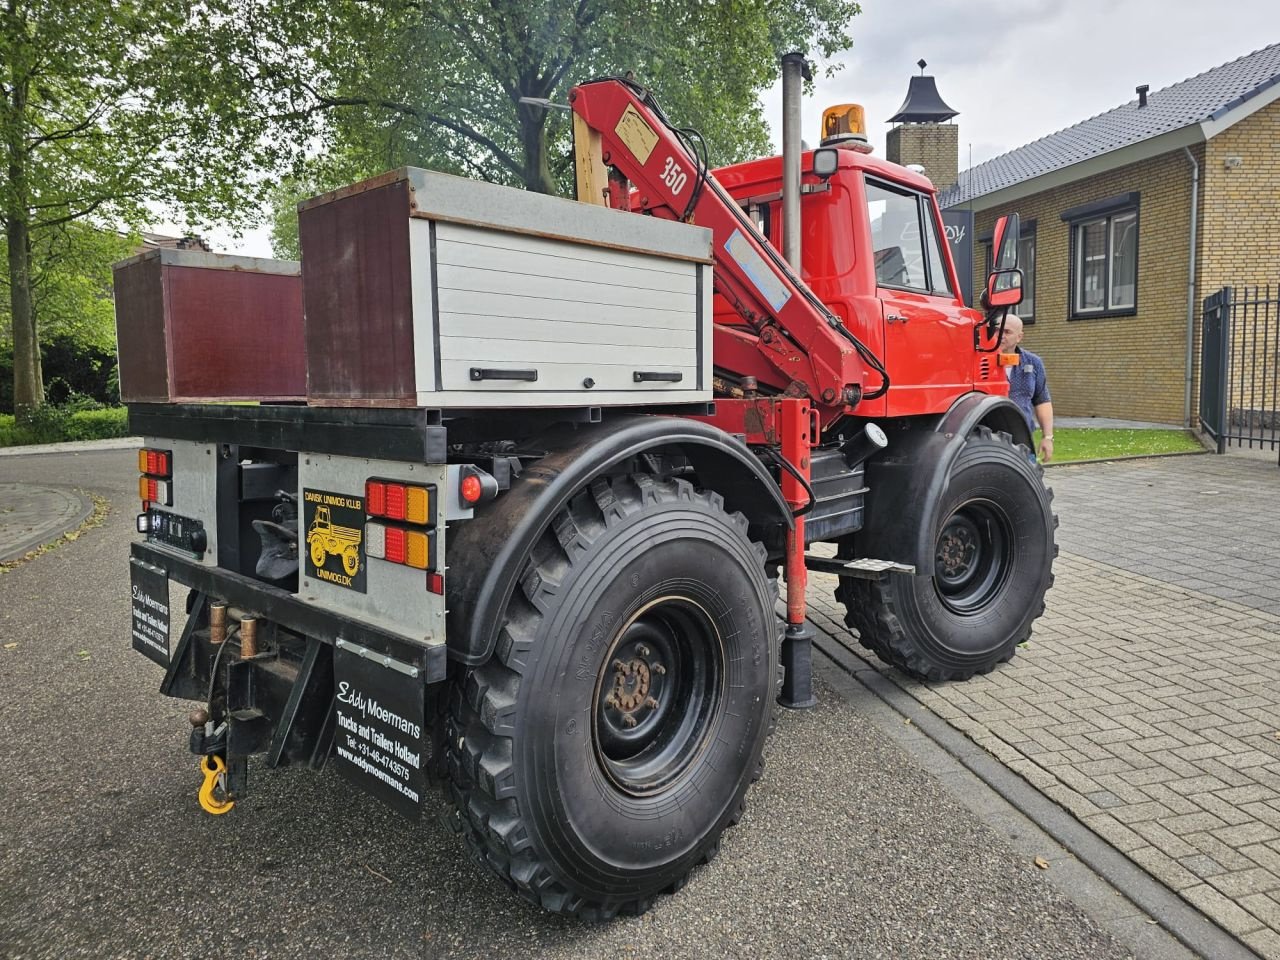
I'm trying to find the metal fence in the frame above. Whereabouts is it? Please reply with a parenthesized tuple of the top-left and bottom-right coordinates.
(1200, 285, 1280, 464)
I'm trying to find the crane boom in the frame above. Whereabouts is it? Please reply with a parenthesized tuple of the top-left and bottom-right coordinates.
(569, 78, 886, 422)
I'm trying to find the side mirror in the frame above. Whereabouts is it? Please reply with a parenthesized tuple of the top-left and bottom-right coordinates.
(991, 212, 1020, 271)
(812, 147, 838, 180)
(986, 268, 1024, 308)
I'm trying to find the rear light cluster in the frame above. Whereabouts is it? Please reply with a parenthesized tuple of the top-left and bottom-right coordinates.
(364, 479, 439, 590)
(137, 447, 173, 508)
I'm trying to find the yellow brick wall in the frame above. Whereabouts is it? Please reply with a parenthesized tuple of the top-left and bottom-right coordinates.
(887, 124, 960, 191)
(1199, 99, 1280, 420)
(967, 98, 1280, 427)
(971, 148, 1201, 424)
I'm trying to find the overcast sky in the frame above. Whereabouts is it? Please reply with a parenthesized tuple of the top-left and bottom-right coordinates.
(157, 0, 1278, 257)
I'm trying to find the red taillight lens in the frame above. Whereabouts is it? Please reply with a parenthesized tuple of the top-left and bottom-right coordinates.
(366, 480, 386, 516)
(384, 483, 406, 521)
(138, 448, 171, 477)
(460, 474, 483, 504)
(384, 526, 406, 564)
(427, 572, 445, 595)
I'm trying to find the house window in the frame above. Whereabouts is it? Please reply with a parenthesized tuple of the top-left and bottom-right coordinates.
(1063, 194, 1139, 318)
(1018, 227, 1036, 321)
(865, 178, 952, 295)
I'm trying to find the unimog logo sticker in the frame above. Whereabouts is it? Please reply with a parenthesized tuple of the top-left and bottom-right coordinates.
(303, 488, 367, 593)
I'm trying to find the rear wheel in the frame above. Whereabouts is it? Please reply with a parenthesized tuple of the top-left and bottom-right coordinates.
(837, 426, 1056, 681)
(446, 474, 778, 919)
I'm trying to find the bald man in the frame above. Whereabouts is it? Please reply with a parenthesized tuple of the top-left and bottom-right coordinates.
(999, 314, 1054, 462)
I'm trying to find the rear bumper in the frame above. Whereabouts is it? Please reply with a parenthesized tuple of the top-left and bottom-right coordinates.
(132, 541, 447, 684)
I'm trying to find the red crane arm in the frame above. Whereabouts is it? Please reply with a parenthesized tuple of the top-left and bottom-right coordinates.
(569, 78, 886, 418)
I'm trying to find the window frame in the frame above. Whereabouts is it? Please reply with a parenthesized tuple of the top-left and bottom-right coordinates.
(1063, 194, 1140, 321)
(864, 176, 954, 297)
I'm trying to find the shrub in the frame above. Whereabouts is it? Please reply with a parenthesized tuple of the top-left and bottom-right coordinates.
(0, 404, 130, 446)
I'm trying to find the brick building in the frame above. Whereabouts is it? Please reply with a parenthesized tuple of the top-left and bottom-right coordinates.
(926, 44, 1280, 426)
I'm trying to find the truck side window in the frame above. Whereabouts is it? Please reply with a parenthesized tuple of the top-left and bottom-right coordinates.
(923, 207, 954, 296)
(865, 180, 927, 291)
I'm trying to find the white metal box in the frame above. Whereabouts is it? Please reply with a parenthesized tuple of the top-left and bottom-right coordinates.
(299, 168, 713, 408)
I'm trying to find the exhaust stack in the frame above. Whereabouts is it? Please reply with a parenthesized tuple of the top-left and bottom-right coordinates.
(781, 52, 810, 271)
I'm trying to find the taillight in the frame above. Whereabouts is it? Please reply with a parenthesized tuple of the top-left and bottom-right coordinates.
(364, 521, 435, 571)
(138, 447, 173, 512)
(364, 479, 438, 580)
(137, 448, 171, 477)
(137, 475, 171, 506)
(366, 480, 434, 525)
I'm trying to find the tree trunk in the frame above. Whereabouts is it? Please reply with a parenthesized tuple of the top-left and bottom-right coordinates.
(4, 33, 42, 416)
(6, 216, 41, 416)
(517, 109, 556, 195)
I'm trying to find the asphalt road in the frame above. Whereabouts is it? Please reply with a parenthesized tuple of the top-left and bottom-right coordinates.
(0, 449, 1133, 960)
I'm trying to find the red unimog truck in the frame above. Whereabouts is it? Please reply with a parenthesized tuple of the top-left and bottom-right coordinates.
(117, 60, 1051, 919)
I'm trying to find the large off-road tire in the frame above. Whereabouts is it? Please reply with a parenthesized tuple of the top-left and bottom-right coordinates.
(837, 426, 1057, 681)
(446, 474, 778, 919)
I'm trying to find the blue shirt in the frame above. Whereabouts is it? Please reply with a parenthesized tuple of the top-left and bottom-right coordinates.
(1007, 347, 1050, 434)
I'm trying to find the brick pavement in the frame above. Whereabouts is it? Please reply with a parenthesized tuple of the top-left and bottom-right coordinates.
(808, 454, 1280, 959)
(0, 483, 92, 562)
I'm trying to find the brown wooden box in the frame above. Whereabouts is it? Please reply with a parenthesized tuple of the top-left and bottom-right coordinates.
(113, 249, 305, 403)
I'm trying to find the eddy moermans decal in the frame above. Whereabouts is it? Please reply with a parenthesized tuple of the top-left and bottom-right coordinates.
(303, 488, 367, 593)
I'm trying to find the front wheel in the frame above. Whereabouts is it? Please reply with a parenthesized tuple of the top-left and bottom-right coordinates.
(837, 426, 1057, 681)
(447, 474, 778, 919)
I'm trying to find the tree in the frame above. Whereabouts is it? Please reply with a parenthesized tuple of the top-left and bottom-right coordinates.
(250, 0, 860, 229)
(1, 0, 295, 414)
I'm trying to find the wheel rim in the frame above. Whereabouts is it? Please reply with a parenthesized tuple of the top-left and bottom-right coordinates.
(933, 500, 1012, 614)
(592, 597, 723, 797)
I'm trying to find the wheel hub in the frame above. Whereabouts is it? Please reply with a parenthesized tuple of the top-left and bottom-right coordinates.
(933, 501, 1012, 614)
(593, 598, 721, 796)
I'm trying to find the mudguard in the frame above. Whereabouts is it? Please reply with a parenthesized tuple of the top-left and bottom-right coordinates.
(857, 393, 1032, 573)
(446, 414, 792, 667)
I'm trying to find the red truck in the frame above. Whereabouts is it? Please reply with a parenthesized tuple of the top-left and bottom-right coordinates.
(117, 59, 1052, 919)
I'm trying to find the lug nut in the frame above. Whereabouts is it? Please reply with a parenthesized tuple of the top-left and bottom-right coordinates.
(613, 659, 626, 671)
(652, 663, 666, 675)
(645, 697, 659, 711)
(636, 644, 650, 657)
(623, 715, 638, 728)
(605, 694, 618, 708)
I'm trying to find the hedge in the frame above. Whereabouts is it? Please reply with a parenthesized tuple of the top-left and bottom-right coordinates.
(0, 407, 131, 447)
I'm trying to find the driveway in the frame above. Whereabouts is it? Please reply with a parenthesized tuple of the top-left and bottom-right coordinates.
(809, 452, 1280, 959)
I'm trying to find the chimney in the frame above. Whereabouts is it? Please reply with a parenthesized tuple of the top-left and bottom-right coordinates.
(1136, 84, 1149, 108)
(885, 60, 960, 191)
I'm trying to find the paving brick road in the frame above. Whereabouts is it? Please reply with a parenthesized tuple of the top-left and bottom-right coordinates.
(809, 453, 1280, 960)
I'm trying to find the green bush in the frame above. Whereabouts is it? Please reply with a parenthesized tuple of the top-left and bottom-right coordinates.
(0, 405, 130, 447)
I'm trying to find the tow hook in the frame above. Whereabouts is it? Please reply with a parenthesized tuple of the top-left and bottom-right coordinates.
(198, 755, 235, 815)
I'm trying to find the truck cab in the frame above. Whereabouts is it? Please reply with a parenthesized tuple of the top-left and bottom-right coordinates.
(713, 145, 1004, 420)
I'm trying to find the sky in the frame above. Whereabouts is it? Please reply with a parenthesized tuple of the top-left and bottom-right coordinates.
(150, 0, 1279, 257)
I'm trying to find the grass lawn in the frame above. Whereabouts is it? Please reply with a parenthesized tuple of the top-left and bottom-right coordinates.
(1044, 427, 1205, 464)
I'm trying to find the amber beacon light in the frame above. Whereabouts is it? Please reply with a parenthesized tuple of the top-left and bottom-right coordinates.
(821, 104, 872, 152)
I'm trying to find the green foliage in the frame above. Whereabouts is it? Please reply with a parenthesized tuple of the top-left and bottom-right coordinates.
(0, 404, 128, 447)
(0, 224, 134, 354)
(258, 0, 862, 251)
(3, 0, 312, 412)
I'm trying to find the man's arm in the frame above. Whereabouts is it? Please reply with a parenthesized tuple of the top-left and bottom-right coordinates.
(1034, 401, 1054, 462)
(1033, 355, 1054, 462)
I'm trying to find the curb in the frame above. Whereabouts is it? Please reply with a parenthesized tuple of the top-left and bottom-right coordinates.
(1047, 448, 1213, 468)
(813, 635, 1264, 960)
(0, 437, 142, 458)
(0, 486, 95, 563)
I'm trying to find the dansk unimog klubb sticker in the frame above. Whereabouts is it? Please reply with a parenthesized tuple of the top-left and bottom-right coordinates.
(303, 488, 367, 593)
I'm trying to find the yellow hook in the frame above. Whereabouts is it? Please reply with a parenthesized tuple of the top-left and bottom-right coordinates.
(198, 754, 235, 815)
